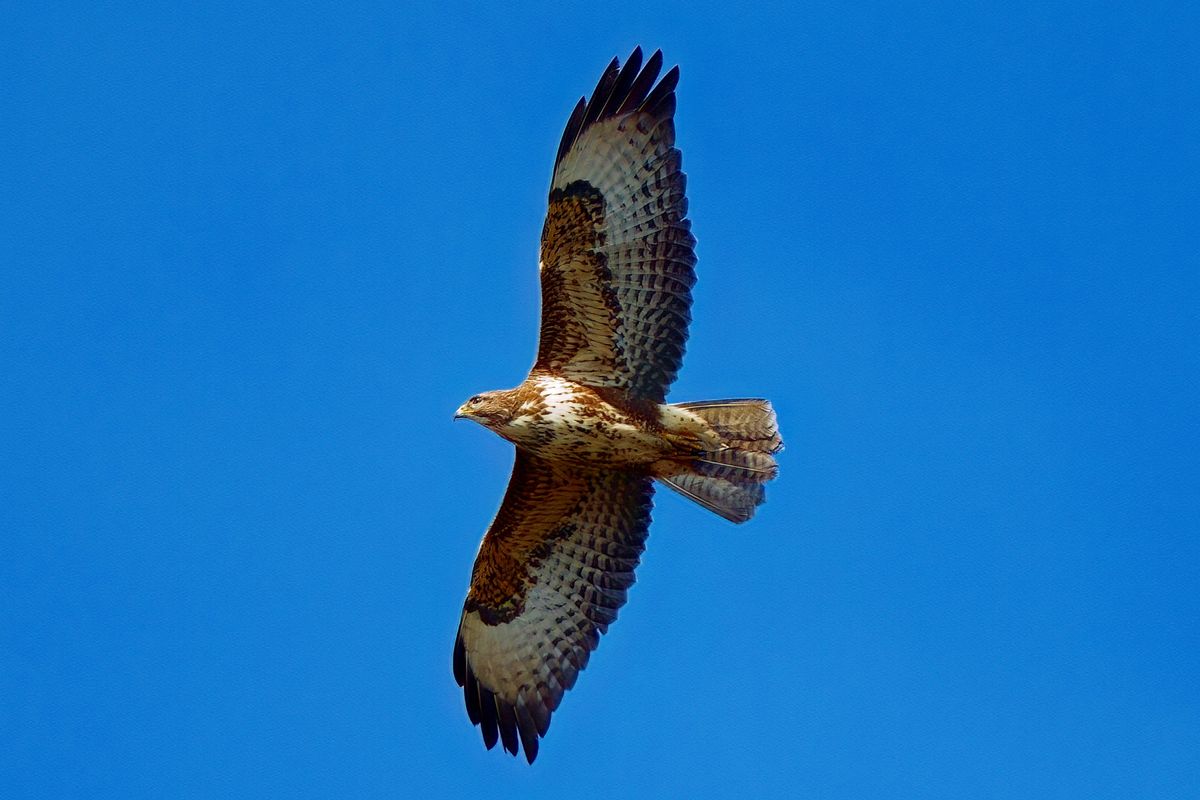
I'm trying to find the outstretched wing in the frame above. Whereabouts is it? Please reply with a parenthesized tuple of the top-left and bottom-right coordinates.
(453, 451, 654, 763)
(534, 47, 697, 403)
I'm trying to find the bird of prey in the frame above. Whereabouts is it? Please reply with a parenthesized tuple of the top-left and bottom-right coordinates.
(452, 47, 783, 763)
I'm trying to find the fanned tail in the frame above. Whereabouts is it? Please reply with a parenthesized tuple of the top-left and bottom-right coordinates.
(654, 399, 783, 523)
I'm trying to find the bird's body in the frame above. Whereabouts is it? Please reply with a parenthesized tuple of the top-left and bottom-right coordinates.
(451, 48, 783, 763)
(459, 373, 720, 466)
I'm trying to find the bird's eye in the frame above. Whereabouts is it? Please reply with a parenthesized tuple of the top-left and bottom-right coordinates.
(469, 395, 482, 406)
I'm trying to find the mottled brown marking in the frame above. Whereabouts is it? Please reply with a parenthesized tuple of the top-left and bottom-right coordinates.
(536, 181, 622, 375)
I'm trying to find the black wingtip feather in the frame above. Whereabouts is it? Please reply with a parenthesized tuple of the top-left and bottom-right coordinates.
(462, 667, 481, 725)
(515, 701, 540, 764)
(553, 49, 679, 174)
(530, 696, 552, 736)
(478, 684, 500, 750)
(646, 91, 676, 122)
(599, 47, 643, 118)
(580, 56, 620, 130)
(640, 64, 679, 115)
(497, 702, 520, 756)
(452, 632, 466, 687)
(617, 49, 664, 116)
(555, 97, 586, 168)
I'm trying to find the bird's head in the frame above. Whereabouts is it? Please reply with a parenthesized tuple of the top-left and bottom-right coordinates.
(454, 390, 518, 430)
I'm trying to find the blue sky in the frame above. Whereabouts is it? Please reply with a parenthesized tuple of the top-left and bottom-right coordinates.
(3, 1, 1197, 797)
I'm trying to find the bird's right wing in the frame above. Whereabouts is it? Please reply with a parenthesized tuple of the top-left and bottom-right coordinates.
(453, 450, 654, 762)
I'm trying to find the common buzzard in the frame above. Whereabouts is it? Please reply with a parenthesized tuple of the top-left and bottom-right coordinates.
(452, 47, 783, 763)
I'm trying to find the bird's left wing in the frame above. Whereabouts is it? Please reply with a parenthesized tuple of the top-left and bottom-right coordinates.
(453, 451, 653, 763)
(533, 47, 696, 403)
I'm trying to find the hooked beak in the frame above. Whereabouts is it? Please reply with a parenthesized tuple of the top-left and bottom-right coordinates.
(453, 403, 470, 421)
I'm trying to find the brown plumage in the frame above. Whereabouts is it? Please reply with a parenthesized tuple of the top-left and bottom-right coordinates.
(452, 47, 783, 763)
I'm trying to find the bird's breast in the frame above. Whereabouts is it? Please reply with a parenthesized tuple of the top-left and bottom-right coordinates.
(499, 376, 671, 466)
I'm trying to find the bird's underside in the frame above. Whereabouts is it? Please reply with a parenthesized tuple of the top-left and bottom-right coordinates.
(460, 372, 722, 465)
(450, 47, 783, 763)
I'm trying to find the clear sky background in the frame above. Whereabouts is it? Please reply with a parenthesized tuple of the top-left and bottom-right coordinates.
(3, 2, 1197, 798)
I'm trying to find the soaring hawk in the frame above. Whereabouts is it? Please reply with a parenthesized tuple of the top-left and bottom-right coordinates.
(452, 47, 783, 763)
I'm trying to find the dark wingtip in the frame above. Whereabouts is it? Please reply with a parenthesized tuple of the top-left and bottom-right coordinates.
(617, 49, 664, 116)
(497, 702, 520, 757)
(555, 97, 587, 168)
(452, 631, 467, 687)
(515, 700, 540, 763)
(478, 684, 500, 750)
(641, 64, 679, 117)
(462, 666, 481, 726)
(580, 55, 621, 130)
(599, 47, 644, 119)
(553, 48, 680, 175)
(460, 652, 546, 762)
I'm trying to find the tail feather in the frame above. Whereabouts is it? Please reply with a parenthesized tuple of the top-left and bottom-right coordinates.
(655, 399, 782, 523)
